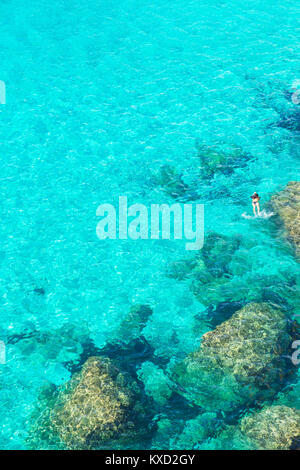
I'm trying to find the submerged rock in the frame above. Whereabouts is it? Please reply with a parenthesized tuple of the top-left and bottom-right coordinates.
(274, 380, 300, 410)
(33, 287, 45, 296)
(166, 232, 243, 306)
(171, 303, 292, 412)
(276, 110, 300, 132)
(270, 181, 300, 259)
(29, 356, 153, 449)
(198, 406, 300, 450)
(157, 164, 190, 199)
(201, 232, 240, 277)
(166, 232, 240, 283)
(117, 304, 153, 342)
(240, 405, 300, 450)
(196, 142, 249, 179)
(166, 258, 198, 281)
(172, 412, 218, 449)
(167, 231, 297, 307)
(138, 361, 173, 405)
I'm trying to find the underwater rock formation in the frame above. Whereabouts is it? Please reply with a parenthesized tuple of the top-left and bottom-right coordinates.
(28, 356, 153, 450)
(276, 110, 300, 132)
(274, 380, 300, 410)
(166, 232, 241, 282)
(165, 258, 198, 281)
(196, 142, 249, 179)
(166, 231, 297, 308)
(166, 232, 242, 305)
(171, 412, 218, 449)
(138, 361, 173, 405)
(157, 164, 191, 199)
(197, 406, 300, 450)
(200, 231, 241, 276)
(171, 303, 292, 412)
(271, 181, 300, 259)
(240, 405, 300, 450)
(82, 304, 159, 377)
(117, 304, 153, 342)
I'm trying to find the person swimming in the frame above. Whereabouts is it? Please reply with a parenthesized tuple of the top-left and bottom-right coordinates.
(251, 192, 261, 216)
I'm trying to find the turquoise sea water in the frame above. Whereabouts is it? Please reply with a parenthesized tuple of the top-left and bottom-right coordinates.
(0, 0, 299, 449)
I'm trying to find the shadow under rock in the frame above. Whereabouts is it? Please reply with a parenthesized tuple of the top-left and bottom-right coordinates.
(64, 336, 169, 377)
(195, 300, 247, 329)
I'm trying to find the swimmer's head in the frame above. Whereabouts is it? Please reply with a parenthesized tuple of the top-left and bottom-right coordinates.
(251, 192, 259, 199)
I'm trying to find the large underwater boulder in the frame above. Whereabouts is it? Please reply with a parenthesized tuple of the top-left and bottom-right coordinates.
(271, 181, 300, 260)
(197, 405, 300, 450)
(29, 356, 152, 449)
(171, 303, 292, 412)
(196, 142, 249, 179)
(240, 405, 300, 450)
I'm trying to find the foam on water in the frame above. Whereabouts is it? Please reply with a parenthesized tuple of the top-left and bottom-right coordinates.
(241, 210, 274, 219)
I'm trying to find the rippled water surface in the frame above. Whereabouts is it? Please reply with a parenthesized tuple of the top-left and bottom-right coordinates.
(0, 0, 299, 449)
